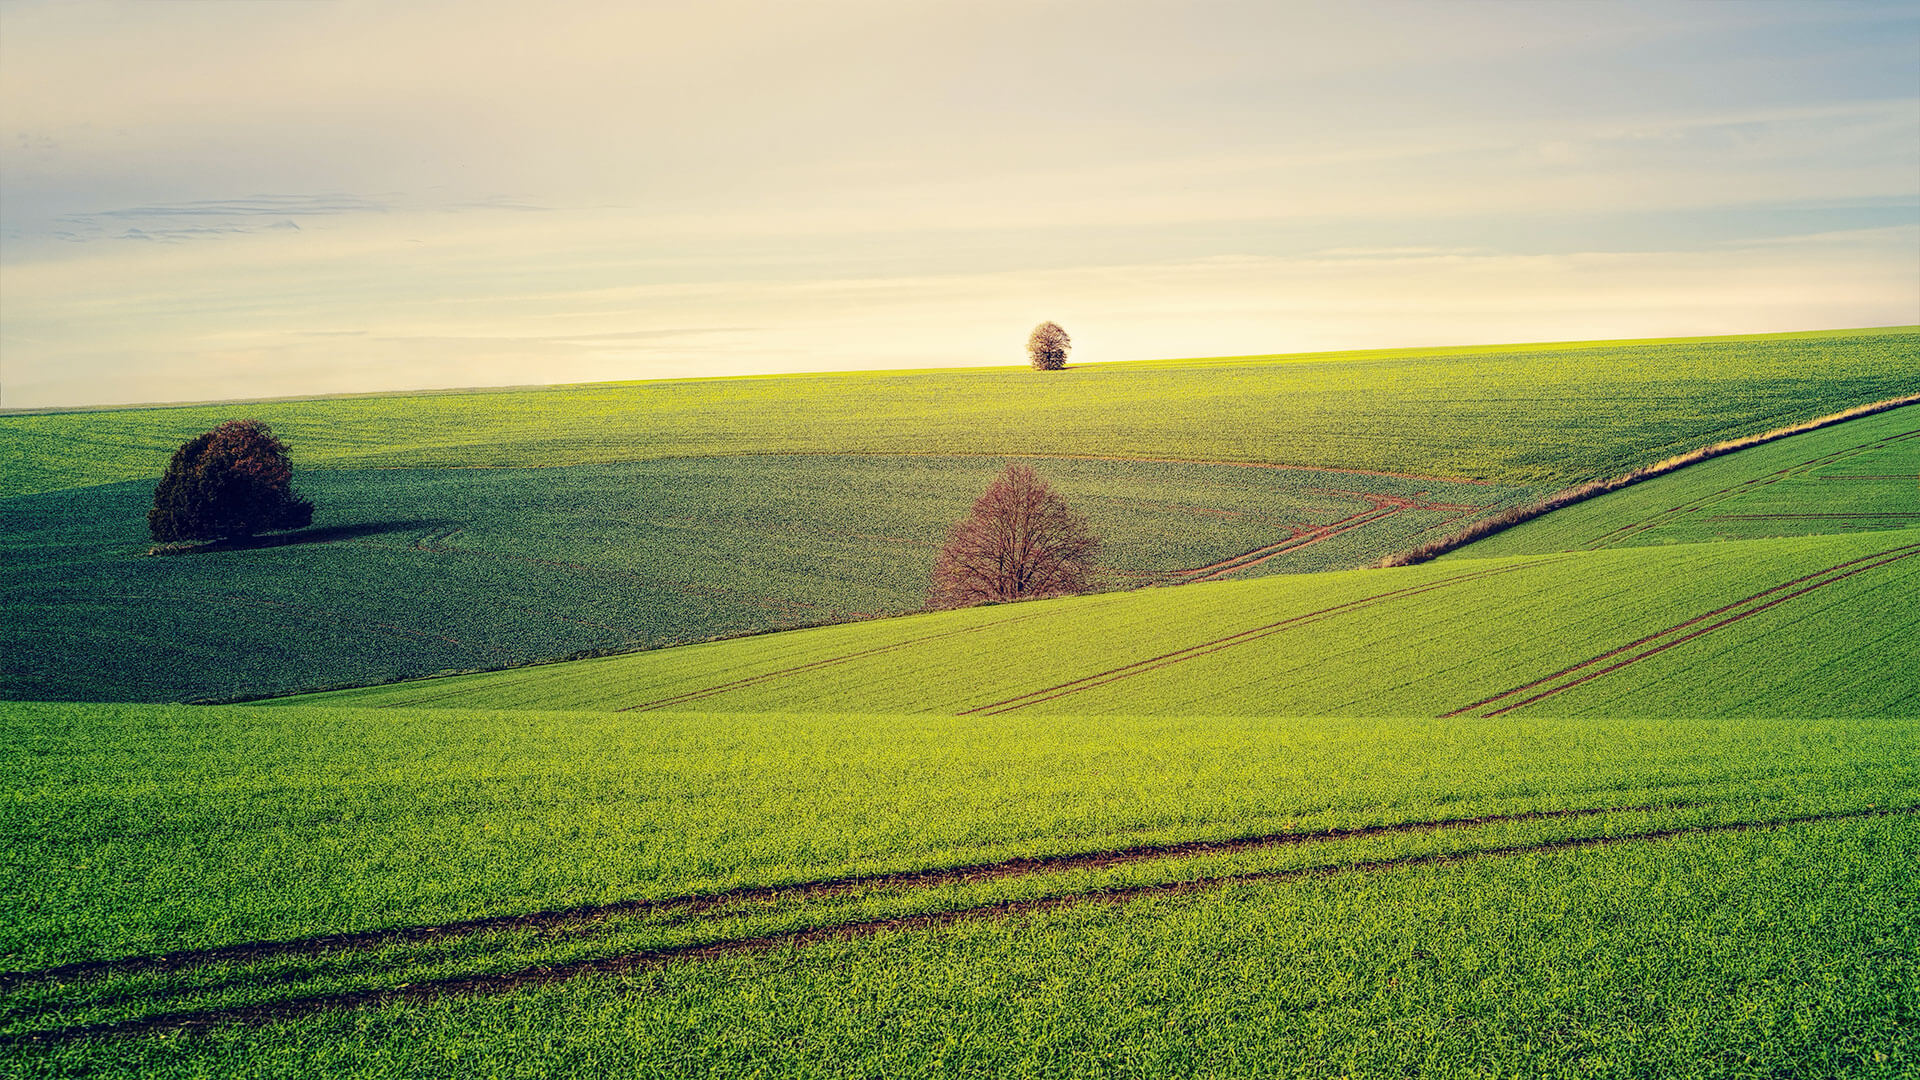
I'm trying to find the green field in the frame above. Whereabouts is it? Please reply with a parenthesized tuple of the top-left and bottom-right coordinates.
(4, 328, 1915, 497)
(1, 456, 1531, 703)
(4, 330, 1919, 1076)
(5, 328, 1913, 705)
(4, 702, 1916, 1076)
(1456, 404, 1920, 557)
(277, 526, 1920, 719)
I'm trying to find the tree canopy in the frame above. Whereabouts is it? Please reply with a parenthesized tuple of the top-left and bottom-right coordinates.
(929, 464, 1099, 608)
(149, 419, 314, 543)
(1027, 322, 1071, 370)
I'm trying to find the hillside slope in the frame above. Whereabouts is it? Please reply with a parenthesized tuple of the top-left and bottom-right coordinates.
(1451, 403, 1919, 557)
(4, 328, 1914, 497)
(0, 456, 1532, 703)
(282, 527, 1920, 719)
(4, 329, 1914, 704)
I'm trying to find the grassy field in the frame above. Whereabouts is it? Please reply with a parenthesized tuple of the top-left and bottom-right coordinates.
(15, 818, 1912, 1078)
(3, 702, 1915, 1075)
(5, 331, 1919, 1076)
(277, 526, 1920, 720)
(0, 456, 1531, 703)
(1455, 404, 1920, 557)
(5, 328, 1911, 704)
(4, 328, 1915, 498)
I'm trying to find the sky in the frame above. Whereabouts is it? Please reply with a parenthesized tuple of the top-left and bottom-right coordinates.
(1, 0, 1916, 408)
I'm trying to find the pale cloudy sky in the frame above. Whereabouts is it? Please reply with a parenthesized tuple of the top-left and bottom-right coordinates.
(2, 0, 1916, 408)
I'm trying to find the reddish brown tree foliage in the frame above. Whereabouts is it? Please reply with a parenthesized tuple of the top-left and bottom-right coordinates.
(1027, 321, 1071, 370)
(929, 464, 1100, 609)
(149, 419, 315, 542)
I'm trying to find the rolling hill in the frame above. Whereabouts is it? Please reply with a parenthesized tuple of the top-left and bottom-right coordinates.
(3, 328, 1913, 704)
(3, 330, 1917, 1077)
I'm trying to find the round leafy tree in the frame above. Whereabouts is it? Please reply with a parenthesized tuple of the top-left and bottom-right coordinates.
(929, 464, 1099, 608)
(148, 419, 315, 543)
(1027, 321, 1071, 370)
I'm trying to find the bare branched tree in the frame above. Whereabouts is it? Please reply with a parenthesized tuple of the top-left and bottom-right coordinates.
(929, 464, 1100, 608)
(1027, 321, 1071, 370)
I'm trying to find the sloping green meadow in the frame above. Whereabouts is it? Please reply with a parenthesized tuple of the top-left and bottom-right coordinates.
(1, 456, 1529, 703)
(4, 328, 1911, 705)
(1458, 403, 1920, 557)
(4, 328, 1915, 497)
(5, 331, 1919, 1076)
(283, 527, 1920, 720)
(3, 701, 1916, 1076)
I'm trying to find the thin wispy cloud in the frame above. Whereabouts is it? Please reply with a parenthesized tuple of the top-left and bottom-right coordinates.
(1, 0, 1914, 407)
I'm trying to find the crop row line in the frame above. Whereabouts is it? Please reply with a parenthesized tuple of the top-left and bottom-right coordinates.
(1444, 540, 1920, 718)
(960, 556, 1572, 716)
(0, 800, 1654, 989)
(1578, 427, 1920, 550)
(1190, 505, 1404, 581)
(615, 595, 1130, 713)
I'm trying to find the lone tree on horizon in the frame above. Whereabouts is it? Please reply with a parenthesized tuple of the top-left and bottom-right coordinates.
(1027, 321, 1071, 370)
(929, 464, 1100, 609)
(149, 419, 315, 543)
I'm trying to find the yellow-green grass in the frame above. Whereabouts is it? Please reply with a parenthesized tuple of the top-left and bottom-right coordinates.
(1451, 403, 1920, 557)
(4, 327, 1915, 498)
(15, 817, 1914, 1079)
(2, 700, 1914, 1074)
(277, 527, 1920, 719)
(0, 457, 1528, 704)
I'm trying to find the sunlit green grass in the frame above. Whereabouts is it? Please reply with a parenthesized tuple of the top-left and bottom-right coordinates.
(277, 528, 1920, 719)
(7, 701, 1917, 972)
(4, 702, 1914, 1077)
(142, 814, 1884, 1080)
(5, 327, 1914, 497)
(1457, 404, 1920, 557)
(5, 330, 1919, 1076)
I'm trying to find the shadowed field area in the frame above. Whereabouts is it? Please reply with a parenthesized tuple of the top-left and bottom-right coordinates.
(0, 456, 1530, 704)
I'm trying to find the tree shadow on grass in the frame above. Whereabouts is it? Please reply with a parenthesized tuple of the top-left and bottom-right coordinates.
(144, 520, 450, 557)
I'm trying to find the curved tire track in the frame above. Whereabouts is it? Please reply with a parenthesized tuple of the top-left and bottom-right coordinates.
(8, 804, 1910, 1046)
(0, 799, 1643, 990)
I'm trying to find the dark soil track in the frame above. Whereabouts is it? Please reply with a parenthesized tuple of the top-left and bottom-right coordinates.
(1166, 492, 1487, 583)
(8, 805, 1911, 1046)
(0, 799, 1650, 990)
(615, 597, 1125, 712)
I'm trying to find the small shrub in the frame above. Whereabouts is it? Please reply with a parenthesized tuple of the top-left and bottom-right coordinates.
(149, 420, 315, 543)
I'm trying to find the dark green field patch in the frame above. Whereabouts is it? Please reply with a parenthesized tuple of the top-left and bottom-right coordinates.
(0, 456, 1529, 704)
